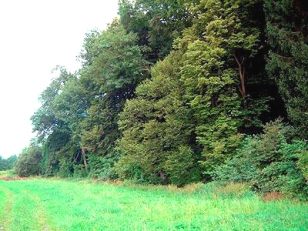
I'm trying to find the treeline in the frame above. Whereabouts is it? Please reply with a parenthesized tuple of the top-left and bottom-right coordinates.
(0, 155, 17, 171)
(16, 0, 307, 197)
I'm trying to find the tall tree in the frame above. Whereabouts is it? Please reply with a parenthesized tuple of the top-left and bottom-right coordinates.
(264, 0, 308, 138)
(119, 0, 193, 63)
(117, 52, 201, 185)
(78, 21, 148, 177)
(177, 0, 268, 176)
(118, 0, 272, 181)
(31, 67, 78, 176)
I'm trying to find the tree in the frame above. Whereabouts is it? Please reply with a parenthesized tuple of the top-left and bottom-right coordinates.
(27, 0, 307, 193)
(31, 67, 77, 176)
(264, 0, 308, 138)
(32, 21, 148, 178)
(117, 52, 201, 185)
(177, 0, 268, 176)
(119, 0, 193, 63)
(0, 155, 17, 171)
(79, 22, 148, 178)
(117, 0, 274, 181)
(15, 145, 43, 177)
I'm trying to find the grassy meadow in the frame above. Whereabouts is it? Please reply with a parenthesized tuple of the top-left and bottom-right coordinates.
(0, 175, 307, 231)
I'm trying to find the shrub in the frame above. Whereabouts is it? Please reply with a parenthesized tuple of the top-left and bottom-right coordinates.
(57, 159, 74, 177)
(15, 145, 43, 177)
(214, 120, 307, 198)
(298, 150, 308, 180)
(88, 153, 119, 180)
(163, 146, 201, 186)
(73, 164, 88, 178)
(115, 153, 149, 184)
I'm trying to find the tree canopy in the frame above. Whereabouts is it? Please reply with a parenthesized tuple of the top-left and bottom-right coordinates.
(16, 0, 307, 198)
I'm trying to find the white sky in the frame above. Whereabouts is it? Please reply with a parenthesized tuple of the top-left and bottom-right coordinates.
(0, 0, 119, 158)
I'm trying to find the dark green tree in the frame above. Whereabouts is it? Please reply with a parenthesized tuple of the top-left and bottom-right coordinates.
(15, 145, 43, 177)
(119, 0, 193, 63)
(264, 0, 308, 138)
(78, 22, 148, 178)
(31, 67, 77, 176)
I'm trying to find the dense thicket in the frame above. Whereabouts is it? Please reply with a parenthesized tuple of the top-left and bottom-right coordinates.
(214, 120, 307, 198)
(16, 0, 307, 197)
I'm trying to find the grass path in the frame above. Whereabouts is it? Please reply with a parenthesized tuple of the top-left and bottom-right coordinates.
(0, 178, 307, 230)
(0, 185, 13, 230)
(25, 190, 52, 231)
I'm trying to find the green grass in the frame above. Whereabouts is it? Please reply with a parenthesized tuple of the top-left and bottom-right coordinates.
(0, 179, 307, 231)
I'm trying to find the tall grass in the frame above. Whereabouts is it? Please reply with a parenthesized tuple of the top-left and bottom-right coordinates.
(0, 179, 307, 230)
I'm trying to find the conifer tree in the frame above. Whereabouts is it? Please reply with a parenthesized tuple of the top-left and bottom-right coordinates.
(264, 0, 308, 138)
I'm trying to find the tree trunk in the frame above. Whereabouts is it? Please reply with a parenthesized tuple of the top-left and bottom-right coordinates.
(81, 147, 88, 172)
(234, 55, 246, 98)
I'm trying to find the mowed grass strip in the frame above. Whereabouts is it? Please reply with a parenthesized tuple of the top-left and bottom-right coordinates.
(0, 185, 13, 230)
(0, 179, 307, 231)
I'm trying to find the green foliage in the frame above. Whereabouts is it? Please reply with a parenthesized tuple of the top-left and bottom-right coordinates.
(79, 22, 148, 179)
(117, 52, 201, 185)
(264, 0, 308, 138)
(215, 120, 307, 197)
(15, 145, 43, 177)
(31, 67, 77, 176)
(31, 22, 148, 178)
(117, 0, 272, 184)
(0, 155, 17, 171)
(163, 146, 201, 186)
(119, 0, 193, 62)
(88, 153, 119, 180)
(73, 164, 88, 178)
(57, 158, 74, 178)
(177, 0, 263, 176)
(298, 150, 308, 180)
(80, 21, 148, 93)
(32, 66, 73, 140)
(24, 0, 307, 200)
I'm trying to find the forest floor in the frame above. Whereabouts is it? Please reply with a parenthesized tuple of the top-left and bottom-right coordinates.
(0, 175, 307, 230)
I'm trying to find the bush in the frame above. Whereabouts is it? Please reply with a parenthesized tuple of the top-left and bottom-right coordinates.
(115, 153, 149, 184)
(15, 145, 43, 177)
(73, 164, 88, 178)
(214, 120, 307, 198)
(163, 146, 201, 186)
(298, 150, 308, 180)
(88, 153, 119, 180)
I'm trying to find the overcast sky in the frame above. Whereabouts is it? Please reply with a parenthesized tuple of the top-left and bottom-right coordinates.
(0, 0, 119, 158)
